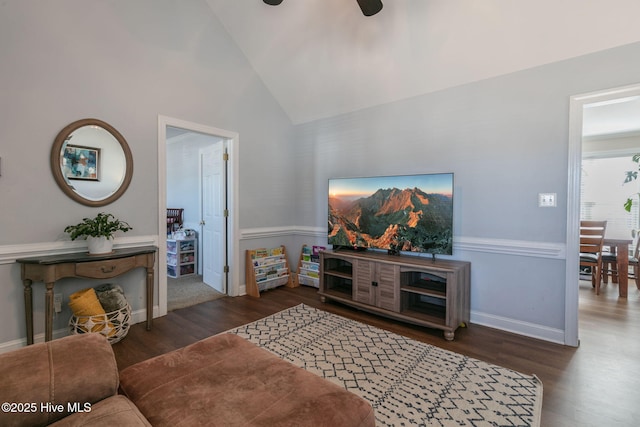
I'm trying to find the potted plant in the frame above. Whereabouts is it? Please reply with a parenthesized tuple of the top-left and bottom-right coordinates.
(64, 212, 132, 254)
(624, 154, 640, 212)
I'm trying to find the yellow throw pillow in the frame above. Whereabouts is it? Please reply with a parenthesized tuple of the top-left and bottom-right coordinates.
(68, 288, 114, 335)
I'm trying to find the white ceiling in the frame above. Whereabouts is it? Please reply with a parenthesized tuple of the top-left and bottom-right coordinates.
(205, 0, 640, 126)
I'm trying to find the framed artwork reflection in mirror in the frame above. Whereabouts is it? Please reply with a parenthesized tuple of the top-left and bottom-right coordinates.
(63, 144, 100, 181)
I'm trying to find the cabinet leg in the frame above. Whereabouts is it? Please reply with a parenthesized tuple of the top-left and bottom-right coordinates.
(444, 330, 455, 341)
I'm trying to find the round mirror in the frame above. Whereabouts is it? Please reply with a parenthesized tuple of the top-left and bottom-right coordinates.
(51, 118, 133, 207)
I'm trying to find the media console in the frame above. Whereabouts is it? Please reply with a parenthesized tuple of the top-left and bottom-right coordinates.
(319, 249, 470, 340)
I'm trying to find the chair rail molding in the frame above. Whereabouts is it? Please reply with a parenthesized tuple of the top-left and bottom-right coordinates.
(455, 236, 565, 259)
(240, 226, 323, 240)
(240, 227, 566, 260)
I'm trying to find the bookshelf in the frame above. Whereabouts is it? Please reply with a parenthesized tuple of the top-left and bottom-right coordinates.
(295, 245, 324, 288)
(245, 245, 293, 297)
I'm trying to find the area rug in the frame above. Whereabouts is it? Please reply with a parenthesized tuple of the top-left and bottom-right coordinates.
(228, 304, 543, 427)
(167, 275, 225, 311)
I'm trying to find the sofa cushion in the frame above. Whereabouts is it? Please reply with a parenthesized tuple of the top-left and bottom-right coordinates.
(49, 395, 150, 427)
(0, 334, 119, 427)
(119, 333, 375, 427)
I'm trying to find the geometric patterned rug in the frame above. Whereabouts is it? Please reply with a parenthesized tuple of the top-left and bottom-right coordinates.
(228, 304, 543, 427)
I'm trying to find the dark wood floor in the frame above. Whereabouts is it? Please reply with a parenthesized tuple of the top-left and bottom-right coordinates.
(112, 281, 640, 427)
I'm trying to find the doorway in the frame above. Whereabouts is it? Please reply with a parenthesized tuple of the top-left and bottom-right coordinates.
(157, 116, 240, 318)
(566, 83, 640, 346)
(165, 129, 225, 310)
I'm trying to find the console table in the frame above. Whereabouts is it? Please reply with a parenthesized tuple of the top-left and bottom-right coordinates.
(16, 246, 157, 345)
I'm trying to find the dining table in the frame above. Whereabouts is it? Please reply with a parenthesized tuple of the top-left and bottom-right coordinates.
(603, 237, 638, 297)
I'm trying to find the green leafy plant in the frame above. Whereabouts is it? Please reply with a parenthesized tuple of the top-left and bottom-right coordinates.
(623, 154, 640, 212)
(64, 212, 132, 240)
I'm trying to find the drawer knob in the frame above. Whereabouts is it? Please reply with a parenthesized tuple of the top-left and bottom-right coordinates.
(101, 265, 116, 273)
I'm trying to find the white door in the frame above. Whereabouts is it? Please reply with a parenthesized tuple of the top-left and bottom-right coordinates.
(201, 142, 226, 293)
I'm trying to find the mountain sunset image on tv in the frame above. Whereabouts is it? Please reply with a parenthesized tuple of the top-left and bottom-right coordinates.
(328, 173, 454, 254)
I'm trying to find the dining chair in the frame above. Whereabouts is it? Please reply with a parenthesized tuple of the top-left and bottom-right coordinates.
(580, 220, 607, 295)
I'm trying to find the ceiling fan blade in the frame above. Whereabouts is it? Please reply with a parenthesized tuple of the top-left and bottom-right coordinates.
(357, 0, 383, 16)
(263, 0, 284, 5)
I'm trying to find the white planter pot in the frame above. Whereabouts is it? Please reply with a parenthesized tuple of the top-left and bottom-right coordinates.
(87, 236, 114, 255)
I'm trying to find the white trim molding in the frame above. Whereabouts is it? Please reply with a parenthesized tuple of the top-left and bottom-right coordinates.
(470, 310, 565, 345)
(240, 226, 325, 240)
(157, 115, 241, 301)
(566, 82, 640, 347)
(239, 227, 566, 260)
(454, 236, 566, 259)
(0, 306, 155, 354)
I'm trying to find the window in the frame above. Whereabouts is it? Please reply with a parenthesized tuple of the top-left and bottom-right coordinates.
(581, 155, 640, 239)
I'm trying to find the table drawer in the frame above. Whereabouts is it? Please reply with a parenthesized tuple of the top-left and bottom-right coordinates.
(75, 258, 136, 278)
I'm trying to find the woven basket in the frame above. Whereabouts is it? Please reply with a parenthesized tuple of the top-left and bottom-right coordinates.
(69, 304, 131, 344)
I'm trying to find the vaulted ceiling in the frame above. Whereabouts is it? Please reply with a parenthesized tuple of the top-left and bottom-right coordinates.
(205, 1, 640, 127)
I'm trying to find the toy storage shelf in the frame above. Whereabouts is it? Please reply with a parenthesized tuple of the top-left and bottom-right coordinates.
(167, 238, 197, 278)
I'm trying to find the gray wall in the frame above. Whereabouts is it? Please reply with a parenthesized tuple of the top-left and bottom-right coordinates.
(0, 0, 294, 346)
(293, 41, 640, 339)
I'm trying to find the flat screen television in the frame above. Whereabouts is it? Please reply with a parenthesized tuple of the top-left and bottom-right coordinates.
(328, 173, 454, 255)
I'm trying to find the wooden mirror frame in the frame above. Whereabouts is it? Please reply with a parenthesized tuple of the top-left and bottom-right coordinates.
(51, 118, 133, 207)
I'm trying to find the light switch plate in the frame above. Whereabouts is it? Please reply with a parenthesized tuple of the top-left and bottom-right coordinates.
(54, 293, 63, 313)
(539, 193, 557, 207)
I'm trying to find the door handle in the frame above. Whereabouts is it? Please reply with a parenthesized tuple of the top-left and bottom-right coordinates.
(200, 220, 205, 225)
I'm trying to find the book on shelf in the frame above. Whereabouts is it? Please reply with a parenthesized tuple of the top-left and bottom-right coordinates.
(302, 261, 319, 271)
(277, 267, 289, 277)
(311, 245, 325, 263)
(253, 248, 268, 259)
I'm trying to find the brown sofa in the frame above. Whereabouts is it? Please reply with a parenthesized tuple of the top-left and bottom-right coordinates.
(0, 332, 375, 427)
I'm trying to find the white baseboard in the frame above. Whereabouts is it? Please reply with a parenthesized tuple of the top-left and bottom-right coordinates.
(470, 310, 565, 345)
(0, 306, 157, 354)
